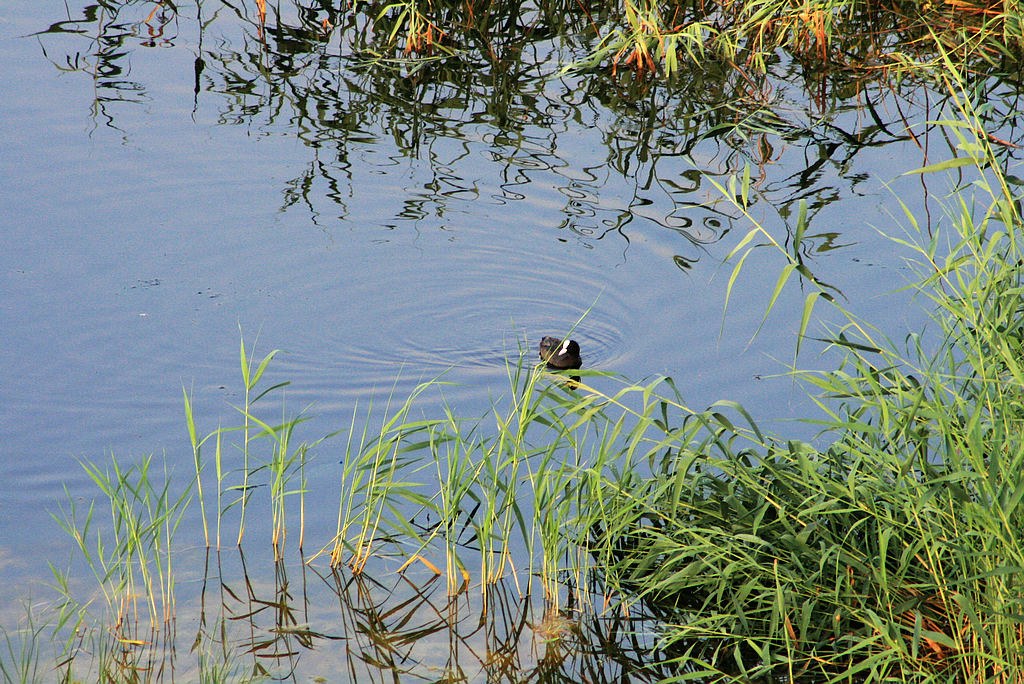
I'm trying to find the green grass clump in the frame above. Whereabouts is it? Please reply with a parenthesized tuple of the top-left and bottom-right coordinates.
(578, 60, 1024, 680)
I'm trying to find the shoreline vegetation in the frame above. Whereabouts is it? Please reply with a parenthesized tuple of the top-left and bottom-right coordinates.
(7, 2, 1024, 682)
(221, 0, 1024, 80)
(46, 0, 1024, 97)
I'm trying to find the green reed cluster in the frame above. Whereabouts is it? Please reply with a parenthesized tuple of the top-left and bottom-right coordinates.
(45, 454, 189, 680)
(185, 335, 315, 559)
(592, 56, 1024, 679)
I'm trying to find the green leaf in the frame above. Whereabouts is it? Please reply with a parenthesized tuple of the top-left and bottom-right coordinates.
(903, 156, 979, 175)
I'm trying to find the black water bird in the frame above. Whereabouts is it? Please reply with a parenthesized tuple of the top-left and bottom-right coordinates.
(539, 336, 582, 370)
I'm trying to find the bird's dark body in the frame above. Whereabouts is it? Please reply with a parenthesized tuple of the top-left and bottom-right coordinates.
(539, 336, 582, 370)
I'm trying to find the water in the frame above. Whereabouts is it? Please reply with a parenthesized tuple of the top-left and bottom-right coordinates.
(2, 1, 1020, 678)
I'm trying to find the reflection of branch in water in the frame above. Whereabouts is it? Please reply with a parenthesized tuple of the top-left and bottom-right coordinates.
(187, 544, 681, 681)
(52, 540, 673, 680)
(34, 1, 185, 133)
(32, 0, 1024, 276)
(281, 149, 353, 230)
(194, 549, 348, 679)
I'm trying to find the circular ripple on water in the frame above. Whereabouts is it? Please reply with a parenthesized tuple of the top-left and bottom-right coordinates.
(284, 236, 634, 410)
(270, 224, 655, 417)
(354, 241, 631, 370)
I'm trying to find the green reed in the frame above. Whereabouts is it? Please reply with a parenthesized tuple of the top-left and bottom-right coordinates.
(0, 602, 45, 684)
(55, 455, 189, 629)
(317, 378, 441, 572)
(234, 336, 285, 547)
(37, 200, 1024, 679)
(427, 404, 482, 593)
(571, 53, 1024, 679)
(476, 352, 544, 589)
(186, 336, 318, 559)
(184, 385, 211, 547)
(232, 396, 314, 559)
(308, 346, 615, 599)
(47, 453, 191, 680)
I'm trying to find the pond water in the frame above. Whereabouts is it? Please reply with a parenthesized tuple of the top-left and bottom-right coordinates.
(2, 0, 1021, 679)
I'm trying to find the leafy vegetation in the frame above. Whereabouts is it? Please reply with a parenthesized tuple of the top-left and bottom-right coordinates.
(246, 0, 1024, 79)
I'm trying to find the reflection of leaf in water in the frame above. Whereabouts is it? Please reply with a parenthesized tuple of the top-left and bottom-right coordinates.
(30, 0, 1024, 286)
(806, 231, 853, 254)
(673, 254, 696, 271)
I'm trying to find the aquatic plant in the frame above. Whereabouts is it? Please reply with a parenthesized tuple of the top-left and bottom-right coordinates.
(48, 453, 190, 680)
(44, 141, 1024, 672)
(581, 52, 1024, 679)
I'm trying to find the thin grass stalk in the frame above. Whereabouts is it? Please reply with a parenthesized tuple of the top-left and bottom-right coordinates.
(237, 337, 252, 547)
(56, 452, 191, 661)
(298, 443, 306, 551)
(159, 458, 177, 624)
(87, 458, 147, 626)
(530, 439, 577, 608)
(0, 603, 45, 684)
(477, 355, 534, 589)
(235, 334, 282, 547)
(350, 393, 404, 573)
(184, 386, 209, 548)
(322, 400, 366, 566)
(430, 408, 479, 594)
(318, 377, 440, 570)
(269, 410, 289, 556)
(215, 427, 223, 549)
